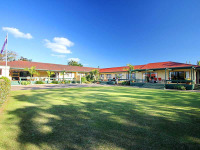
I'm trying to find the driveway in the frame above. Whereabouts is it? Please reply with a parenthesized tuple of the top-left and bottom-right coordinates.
(11, 84, 112, 91)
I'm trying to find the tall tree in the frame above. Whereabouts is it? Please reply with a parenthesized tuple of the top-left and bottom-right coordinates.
(124, 64, 134, 79)
(0, 50, 17, 61)
(24, 66, 39, 81)
(60, 70, 66, 83)
(18, 56, 32, 61)
(68, 60, 83, 67)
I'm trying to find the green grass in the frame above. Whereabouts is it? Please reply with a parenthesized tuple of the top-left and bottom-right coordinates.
(0, 86, 200, 150)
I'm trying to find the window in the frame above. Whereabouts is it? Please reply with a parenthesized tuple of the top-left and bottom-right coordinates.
(66, 73, 72, 77)
(171, 71, 185, 80)
(186, 71, 190, 79)
(0, 69, 2, 75)
(131, 73, 135, 79)
(118, 74, 122, 78)
(100, 74, 104, 79)
(106, 74, 112, 79)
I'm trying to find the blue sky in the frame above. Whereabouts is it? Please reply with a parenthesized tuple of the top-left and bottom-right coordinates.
(0, 0, 200, 68)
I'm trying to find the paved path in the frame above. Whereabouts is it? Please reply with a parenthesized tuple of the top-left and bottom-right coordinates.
(11, 84, 112, 91)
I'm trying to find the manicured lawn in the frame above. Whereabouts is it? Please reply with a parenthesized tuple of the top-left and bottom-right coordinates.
(0, 87, 200, 150)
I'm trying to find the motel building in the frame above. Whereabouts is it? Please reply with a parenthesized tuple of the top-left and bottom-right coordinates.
(0, 60, 200, 90)
(0, 61, 96, 85)
(99, 61, 200, 90)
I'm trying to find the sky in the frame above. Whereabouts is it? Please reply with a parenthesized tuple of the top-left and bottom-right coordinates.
(0, 0, 200, 68)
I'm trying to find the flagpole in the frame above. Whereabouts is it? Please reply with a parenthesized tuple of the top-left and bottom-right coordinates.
(5, 33, 8, 77)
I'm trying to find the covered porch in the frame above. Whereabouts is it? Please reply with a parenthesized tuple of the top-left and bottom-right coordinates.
(131, 66, 197, 90)
(9, 69, 85, 85)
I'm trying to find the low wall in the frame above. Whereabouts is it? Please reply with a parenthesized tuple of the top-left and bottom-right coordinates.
(165, 84, 195, 90)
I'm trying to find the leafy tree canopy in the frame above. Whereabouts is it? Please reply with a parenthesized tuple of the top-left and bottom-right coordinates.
(68, 60, 83, 67)
(0, 50, 17, 61)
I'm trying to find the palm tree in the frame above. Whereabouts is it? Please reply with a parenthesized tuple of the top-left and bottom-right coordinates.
(60, 70, 66, 83)
(24, 66, 39, 83)
(91, 69, 99, 81)
(124, 64, 134, 80)
(47, 71, 55, 82)
(197, 61, 200, 66)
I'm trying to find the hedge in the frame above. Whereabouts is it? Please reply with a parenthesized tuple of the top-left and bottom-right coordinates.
(0, 77, 11, 105)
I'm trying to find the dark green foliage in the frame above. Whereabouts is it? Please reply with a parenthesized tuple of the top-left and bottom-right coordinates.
(121, 81, 130, 85)
(71, 80, 77, 84)
(21, 81, 31, 85)
(176, 85, 186, 90)
(0, 77, 11, 105)
(86, 74, 94, 82)
(64, 80, 71, 84)
(51, 80, 59, 84)
(35, 81, 45, 84)
(100, 81, 115, 85)
(165, 84, 194, 90)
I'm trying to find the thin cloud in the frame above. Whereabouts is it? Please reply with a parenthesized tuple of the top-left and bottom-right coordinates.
(2, 27, 33, 39)
(68, 58, 80, 62)
(51, 54, 66, 58)
(44, 37, 74, 54)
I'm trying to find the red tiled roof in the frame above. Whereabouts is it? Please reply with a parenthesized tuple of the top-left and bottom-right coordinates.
(99, 65, 145, 73)
(0, 61, 197, 73)
(140, 61, 196, 70)
(0, 61, 96, 72)
(99, 61, 197, 73)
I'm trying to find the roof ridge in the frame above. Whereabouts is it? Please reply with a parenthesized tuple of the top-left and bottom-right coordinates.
(7, 60, 96, 69)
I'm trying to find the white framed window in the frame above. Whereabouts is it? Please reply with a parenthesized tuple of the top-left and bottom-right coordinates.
(100, 74, 104, 79)
(118, 74, 122, 78)
(106, 74, 112, 79)
(66, 73, 72, 77)
(186, 71, 190, 79)
(131, 73, 135, 79)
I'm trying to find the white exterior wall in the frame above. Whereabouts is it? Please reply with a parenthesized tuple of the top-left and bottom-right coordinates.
(58, 72, 75, 79)
(0, 66, 11, 80)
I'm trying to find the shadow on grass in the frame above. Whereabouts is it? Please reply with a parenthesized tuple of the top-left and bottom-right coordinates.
(8, 87, 200, 149)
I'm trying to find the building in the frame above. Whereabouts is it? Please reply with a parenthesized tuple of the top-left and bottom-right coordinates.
(0, 61, 200, 88)
(0, 61, 96, 85)
(99, 61, 200, 85)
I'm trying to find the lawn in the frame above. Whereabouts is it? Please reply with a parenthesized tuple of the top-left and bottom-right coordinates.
(0, 86, 200, 150)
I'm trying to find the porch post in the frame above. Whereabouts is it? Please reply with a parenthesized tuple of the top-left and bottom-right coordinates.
(191, 67, 193, 81)
(193, 68, 195, 81)
(150, 71, 151, 82)
(145, 69, 147, 83)
(165, 68, 166, 84)
(135, 71, 136, 82)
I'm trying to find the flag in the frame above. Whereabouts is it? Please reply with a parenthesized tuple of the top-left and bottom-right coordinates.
(1, 36, 7, 54)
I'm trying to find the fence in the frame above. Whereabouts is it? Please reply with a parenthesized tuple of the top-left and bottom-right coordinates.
(11, 77, 82, 85)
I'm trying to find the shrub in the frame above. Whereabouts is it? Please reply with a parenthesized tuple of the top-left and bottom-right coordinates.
(51, 80, 59, 84)
(81, 77, 87, 83)
(64, 80, 71, 84)
(35, 81, 45, 84)
(0, 77, 11, 105)
(85, 81, 92, 84)
(21, 81, 31, 85)
(121, 81, 130, 85)
(177, 85, 186, 90)
(71, 80, 77, 84)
